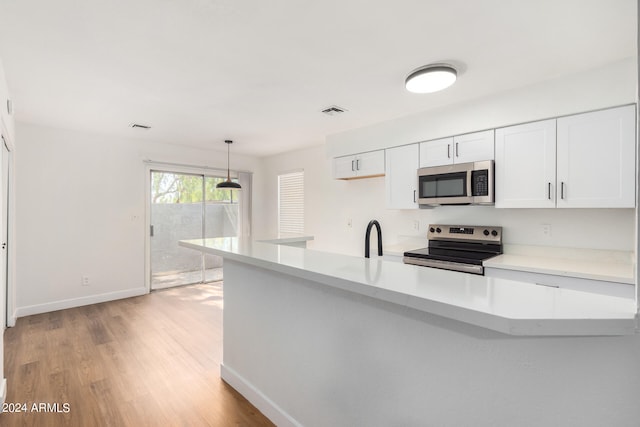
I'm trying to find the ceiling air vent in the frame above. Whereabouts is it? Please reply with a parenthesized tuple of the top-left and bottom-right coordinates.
(129, 123, 151, 129)
(321, 105, 347, 116)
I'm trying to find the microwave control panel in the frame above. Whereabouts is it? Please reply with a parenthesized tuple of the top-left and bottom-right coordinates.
(471, 169, 489, 196)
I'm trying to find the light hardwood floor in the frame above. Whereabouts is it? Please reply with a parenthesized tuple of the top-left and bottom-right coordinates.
(0, 283, 275, 427)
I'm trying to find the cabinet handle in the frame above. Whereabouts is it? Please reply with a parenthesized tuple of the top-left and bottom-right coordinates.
(561, 182, 565, 200)
(351, 160, 355, 171)
(455, 142, 459, 157)
(547, 182, 551, 200)
(447, 144, 451, 158)
(413, 189, 417, 203)
(356, 159, 360, 170)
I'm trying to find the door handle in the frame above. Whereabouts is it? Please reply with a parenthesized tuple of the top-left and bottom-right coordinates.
(351, 160, 355, 171)
(150, 225, 154, 237)
(455, 142, 459, 157)
(447, 144, 450, 158)
(561, 182, 565, 200)
(547, 182, 552, 200)
(356, 159, 360, 170)
(413, 190, 417, 203)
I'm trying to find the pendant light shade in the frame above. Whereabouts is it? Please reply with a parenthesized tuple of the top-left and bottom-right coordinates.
(216, 140, 242, 190)
(405, 64, 457, 94)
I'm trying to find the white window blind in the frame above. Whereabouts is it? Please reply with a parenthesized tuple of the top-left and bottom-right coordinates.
(278, 170, 304, 234)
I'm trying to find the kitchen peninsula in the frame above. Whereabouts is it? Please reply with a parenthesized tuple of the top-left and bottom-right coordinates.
(180, 237, 640, 427)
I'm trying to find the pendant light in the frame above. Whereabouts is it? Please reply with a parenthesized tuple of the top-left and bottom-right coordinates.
(405, 64, 457, 94)
(216, 140, 242, 189)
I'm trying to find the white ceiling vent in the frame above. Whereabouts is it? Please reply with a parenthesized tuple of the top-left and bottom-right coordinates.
(321, 105, 347, 116)
(129, 123, 151, 129)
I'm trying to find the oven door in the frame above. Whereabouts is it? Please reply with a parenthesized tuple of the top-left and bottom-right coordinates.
(417, 164, 472, 205)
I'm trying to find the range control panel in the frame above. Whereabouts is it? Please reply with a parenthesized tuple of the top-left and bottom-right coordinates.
(427, 224, 502, 243)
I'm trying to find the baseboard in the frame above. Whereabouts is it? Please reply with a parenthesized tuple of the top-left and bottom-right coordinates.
(15, 287, 148, 318)
(221, 364, 302, 427)
(7, 309, 16, 327)
(0, 378, 6, 407)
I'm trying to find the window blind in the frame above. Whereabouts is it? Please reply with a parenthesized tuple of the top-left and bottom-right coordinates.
(278, 170, 304, 234)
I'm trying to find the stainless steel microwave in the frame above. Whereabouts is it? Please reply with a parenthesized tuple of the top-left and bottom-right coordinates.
(417, 160, 494, 206)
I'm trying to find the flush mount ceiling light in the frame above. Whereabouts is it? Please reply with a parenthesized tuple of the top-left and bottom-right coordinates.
(216, 140, 242, 190)
(405, 64, 457, 94)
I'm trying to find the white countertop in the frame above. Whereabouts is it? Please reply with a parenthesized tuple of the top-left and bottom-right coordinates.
(387, 239, 635, 284)
(484, 245, 635, 284)
(179, 237, 638, 336)
(254, 233, 314, 245)
(484, 254, 635, 284)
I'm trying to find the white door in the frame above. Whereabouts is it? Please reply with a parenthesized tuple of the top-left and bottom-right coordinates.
(0, 137, 8, 328)
(556, 105, 636, 208)
(419, 137, 453, 167)
(453, 130, 495, 163)
(495, 119, 557, 208)
(386, 144, 419, 209)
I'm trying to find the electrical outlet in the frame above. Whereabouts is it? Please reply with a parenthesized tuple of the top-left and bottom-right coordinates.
(541, 224, 552, 238)
(413, 220, 420, 230)
(81, 276, 90, 286)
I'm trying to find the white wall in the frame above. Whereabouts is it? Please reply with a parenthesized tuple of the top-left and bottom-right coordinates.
(14, 122, 263, 316)
(261, 60, 637, 257)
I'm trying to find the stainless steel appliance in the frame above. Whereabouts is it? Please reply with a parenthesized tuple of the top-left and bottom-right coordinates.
(417, 160, 494, 206)
(403, 224, 502, 275)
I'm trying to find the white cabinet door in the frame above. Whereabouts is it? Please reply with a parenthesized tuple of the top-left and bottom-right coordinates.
(333, 150, 385, 179)
(356, 150, 385, 178)
(453, 130, 495, 163)
(419, 130, 493, 168)
(419, 137, 453, 167)
(386, 144, 419, 209)
(557, 105, 636, 208)
(495, 119, 556, 208)
(333, 155, 357, 179)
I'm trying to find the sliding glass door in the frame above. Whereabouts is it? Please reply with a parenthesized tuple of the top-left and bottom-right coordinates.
(150, 171, 239, 289)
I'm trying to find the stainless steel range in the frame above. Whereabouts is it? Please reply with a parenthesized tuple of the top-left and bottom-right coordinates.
(403, 224, 502, 275)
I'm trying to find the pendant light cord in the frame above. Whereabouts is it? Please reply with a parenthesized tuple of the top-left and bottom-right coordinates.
(227, 142, 231, 181)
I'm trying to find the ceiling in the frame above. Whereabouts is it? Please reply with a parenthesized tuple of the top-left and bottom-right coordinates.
(0, 0, 636, 157)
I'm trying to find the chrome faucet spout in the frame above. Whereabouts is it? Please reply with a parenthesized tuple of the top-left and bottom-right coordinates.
(365, 220, 383, 258)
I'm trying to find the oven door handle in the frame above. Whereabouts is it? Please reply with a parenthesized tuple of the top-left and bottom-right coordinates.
(402, 257, 484, 275)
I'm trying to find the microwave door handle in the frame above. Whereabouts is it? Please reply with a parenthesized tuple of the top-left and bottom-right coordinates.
(467, 170, 473, 198)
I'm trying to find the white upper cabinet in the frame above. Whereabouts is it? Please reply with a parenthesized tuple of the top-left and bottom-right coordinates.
(496, 105, 636, 209)
(419, 130, 494, 167)
(453, 130, 495, 163)
(556, 105, 636, 208)
(385, 144, 419, 209)
(333, 150, 385, 180)
(495, 119, 557, 208)
(333, 156, 357, 179)
(418, 137, 453, 167)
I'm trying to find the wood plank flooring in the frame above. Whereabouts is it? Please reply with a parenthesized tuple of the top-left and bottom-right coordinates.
(0, 283, 275, 427)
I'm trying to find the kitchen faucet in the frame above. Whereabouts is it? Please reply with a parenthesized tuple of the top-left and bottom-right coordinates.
(365, 220, 383, 258)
